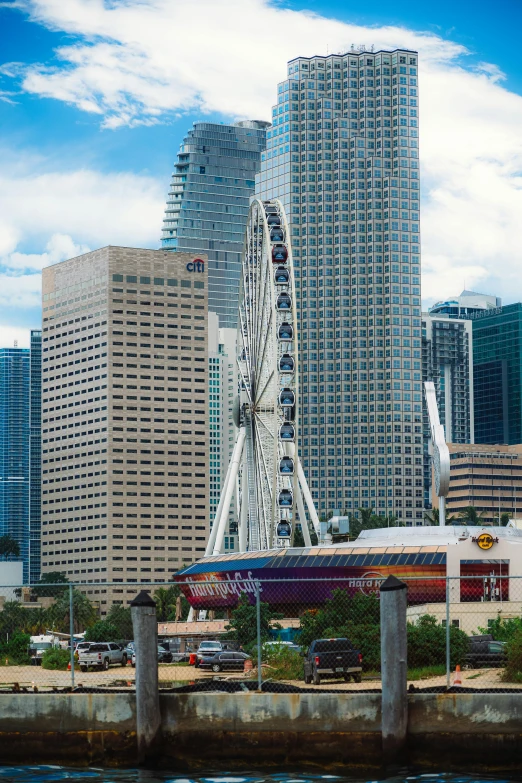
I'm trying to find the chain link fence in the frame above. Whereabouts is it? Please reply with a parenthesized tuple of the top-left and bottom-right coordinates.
(0, 575, 521, 692)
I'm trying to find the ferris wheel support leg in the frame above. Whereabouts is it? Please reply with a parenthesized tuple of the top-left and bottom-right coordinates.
(204, 449, 235, 558)
(238, 457, 248, 553)
(296, 486, 312, 547)
(213, 428, 247, 556)
(297, 459, 320, 537)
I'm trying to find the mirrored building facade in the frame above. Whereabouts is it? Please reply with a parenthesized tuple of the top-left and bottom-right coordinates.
(161, 120, 268, 328)
(256, 49, 424, 524)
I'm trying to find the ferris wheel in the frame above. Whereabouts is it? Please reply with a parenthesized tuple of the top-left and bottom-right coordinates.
(206, 198, 320, 555)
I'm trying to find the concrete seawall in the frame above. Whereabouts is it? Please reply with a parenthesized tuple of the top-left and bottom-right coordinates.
(0, 692, 521, 770)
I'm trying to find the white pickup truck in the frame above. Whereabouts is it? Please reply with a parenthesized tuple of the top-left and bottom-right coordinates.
(78, 642, 127, 671)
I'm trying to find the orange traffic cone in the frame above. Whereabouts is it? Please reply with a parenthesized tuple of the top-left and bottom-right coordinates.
(453, 665, 462, 686)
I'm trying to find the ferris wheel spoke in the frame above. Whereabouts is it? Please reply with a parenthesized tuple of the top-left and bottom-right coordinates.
(253, 416, 275, 548)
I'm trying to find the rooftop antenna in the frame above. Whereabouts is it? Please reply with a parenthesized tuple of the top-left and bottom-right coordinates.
(370, 44, 375, 52)
(14, 340, 17, 348)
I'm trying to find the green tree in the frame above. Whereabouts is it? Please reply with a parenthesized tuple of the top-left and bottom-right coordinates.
(293, 525, 318, 547)
(349, 507, 400, 539)
(84, 620, 120, 643)
(458, 506, 486, 525)
(0, 535, 20, 560)
(33, 571, 69, 599)
(501, 512, 511, 526)
(106, 604, 133, 639)
(424, 507, 457, 526)
(46, 589, 97, 634)
(224, 593, 282, 648)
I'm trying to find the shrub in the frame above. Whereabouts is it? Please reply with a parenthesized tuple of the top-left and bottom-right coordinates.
(0, 632, 31, 665)
(480, 616, 522, 644)
(263, 644, 304, 681)
(407, 615, 468, 669)
(502, 628, 522, 683)
(41, 648, 71, 670)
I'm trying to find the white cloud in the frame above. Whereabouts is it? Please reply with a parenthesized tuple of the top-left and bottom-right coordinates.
(3, 0, 522, 309)
(0, 325, 33, 349)
(0, 165, 165, 316)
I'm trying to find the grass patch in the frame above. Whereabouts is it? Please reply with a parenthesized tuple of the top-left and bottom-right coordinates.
(407, 665, 446, 680)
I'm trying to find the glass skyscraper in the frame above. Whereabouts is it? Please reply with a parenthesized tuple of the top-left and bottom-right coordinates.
(473, 303, 522, 445)
(29, 329, 42, 582)
(0, 333, 41, 583)
(0, 346, 30, 580)
(256, 49, 424, 523)
(161, 120, 268, 328)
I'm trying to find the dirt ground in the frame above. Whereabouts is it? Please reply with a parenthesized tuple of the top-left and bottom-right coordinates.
(0, 663, 514, 691)
(0, 662, 208, 689)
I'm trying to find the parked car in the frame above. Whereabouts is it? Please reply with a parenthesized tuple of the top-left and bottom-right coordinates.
(130, 646, 174, 668)
(198, 651, 251, 673)
(75, 641, 92, 655)
(303, 638, 362, 685)
(195, 640, 223, 667)
(78, 642, 127, 672)
(464, 635, 507, 669)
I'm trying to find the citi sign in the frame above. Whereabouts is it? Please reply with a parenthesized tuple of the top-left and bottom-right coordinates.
(186, 258, 205, 272)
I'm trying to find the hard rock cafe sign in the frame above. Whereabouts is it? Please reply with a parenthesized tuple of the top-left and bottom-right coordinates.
(472, 532, 499, 551)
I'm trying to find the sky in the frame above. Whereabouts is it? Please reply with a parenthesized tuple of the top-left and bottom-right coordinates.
(1, 0, 522, 347)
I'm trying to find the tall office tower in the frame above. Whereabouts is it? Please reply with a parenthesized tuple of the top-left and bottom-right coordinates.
(160, 120, 268, 328)
(0, 346, 30, 580)
(422, 315, 473, 511)
(473, 303, 522, 445)
(422, 316, 474, 444)
(429, 290, 501, 319)
(29, 329, 42, 582)
(41, 247, 208, 611)
(256, 49, 423, 523)
(208, 312, 237, 552)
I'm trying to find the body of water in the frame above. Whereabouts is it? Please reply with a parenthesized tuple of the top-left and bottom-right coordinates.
(0, 769, 514, 783)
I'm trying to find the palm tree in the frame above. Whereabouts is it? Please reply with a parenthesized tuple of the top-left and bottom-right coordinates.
(424, 507, 457, 525)
(458, 506, 486, 526)
(0, 535, 20, 559)
(153, 586, 180, 622)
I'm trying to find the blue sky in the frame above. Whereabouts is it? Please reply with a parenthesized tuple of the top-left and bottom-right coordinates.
(1, 0, 522, 346)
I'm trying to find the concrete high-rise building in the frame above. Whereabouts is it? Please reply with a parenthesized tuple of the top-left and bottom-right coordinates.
(29, 329, 42, 582)
(473, 303, 522, 445)
(429, 290, 501, 319)
(41, 247, 208, 610)
(0, 346, 30, 580)
(256, 49, 423, 523)
(208, 312, 237, 552)
(438, 443, 522, 525)
(160, 120, 268, 329)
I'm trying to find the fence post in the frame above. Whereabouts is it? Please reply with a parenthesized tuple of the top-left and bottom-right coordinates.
(446, 577, 451, 690)
(69, 584, 75, 689)
(255, 580, 262, 691)
(130, 590, 161, 762)
(380, 574, 408, 761)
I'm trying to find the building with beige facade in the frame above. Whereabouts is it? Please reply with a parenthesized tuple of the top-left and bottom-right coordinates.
(41, 246, 208, 613)
(433, 443, 522, 525)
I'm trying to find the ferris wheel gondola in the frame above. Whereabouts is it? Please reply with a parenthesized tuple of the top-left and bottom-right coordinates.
(204, 198, 320, 555)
